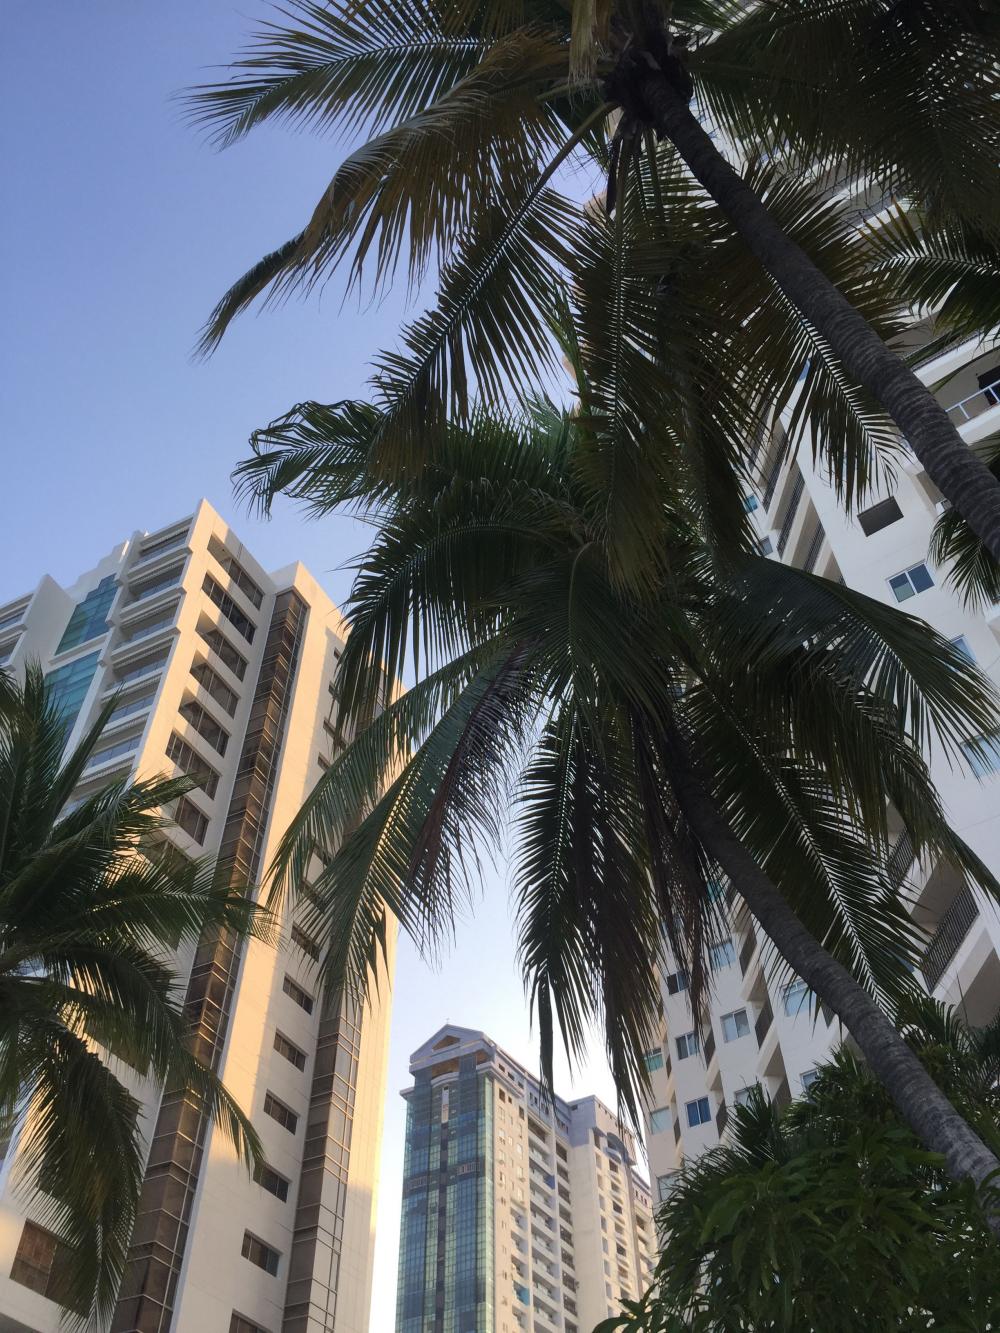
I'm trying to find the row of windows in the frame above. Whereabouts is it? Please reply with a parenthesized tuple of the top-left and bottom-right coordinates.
(191, 656, 240, 716)
(273, 1029, 307, 1071)
(203, 574, 256, 643)
(209, 536, 265, 609)
(175, 795, 209, 845)
(166, 731, 220, 799)
(282, 974, 314, 1013)
(197, 622, 248, 680)
(241, 1230, 279, 1276)
(179, 697, 230, 756)
(263, 1090, 298, 1134)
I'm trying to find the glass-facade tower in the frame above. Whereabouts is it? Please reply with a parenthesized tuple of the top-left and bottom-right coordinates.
(396, 1027, 656, 1333)
(398, 1055, 495, 1333)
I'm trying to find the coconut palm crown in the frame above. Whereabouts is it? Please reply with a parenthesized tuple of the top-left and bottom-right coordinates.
(233, 367, 1000, 1219)
(191, 0, 1000, 557)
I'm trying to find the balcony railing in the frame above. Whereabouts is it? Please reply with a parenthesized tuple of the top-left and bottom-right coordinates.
(755, 996, 773, 1045)
(702, 1026, 716, 1066)
(773, 1077, 791, 1112)
(921, 886, 979, 990)
(802, 522, 825, 573)
(776, 472, 805, 555)
(739, 926, 757, 976)
(888, 831, 915, 887)
(945, 376, 1000, 425)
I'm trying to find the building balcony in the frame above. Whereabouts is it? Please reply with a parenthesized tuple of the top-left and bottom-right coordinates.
(754, 996, 773, 1046)
(921, 886, 979, 991)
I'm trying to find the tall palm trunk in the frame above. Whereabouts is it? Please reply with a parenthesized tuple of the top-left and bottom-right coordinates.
(627, 65, 1000, 565)
(668, 732, 1000, 1235)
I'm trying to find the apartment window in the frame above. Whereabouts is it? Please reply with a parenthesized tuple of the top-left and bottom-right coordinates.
(708, 937, 736, 971)
(290, 923, 321, 962)
(685, 1097, 711, 1128)
(665, 969, 689, 995)
(263, 1091, 298, 1134)
(273, 1031, 307, 1072)
(642, 1048, 664, 1073)
(675, 1030, 700, 1061)
(209, 538, 265, 609)
(951, 635, 975, 663)
(115, 649, 170, 688)
(9, 1221, 79, 1310)
(241, 1231, 280, 1276)
(783, 978, 811, 1017)
(743, 494, 759, 512)
(857, 497, 903, 536)
(203, 575, 256, 642)
(174, 796, 209, 845)
(130, 567, 183, 604)
(166, 732, 220, 799)
(720, 1009, 750, 1043)
(801, 1068, 821, 1091)
(197, 623, 248, 680)
(888, 562, 934, 603)
(191, 659, 240, 716)
(253, 1162, 290, 1203)
(45, 650, 101, 737)
(758, 536, 774, 556)
(649, 1108, 671, 1135)
(55, 575, 117, 654)
(656, 1172, 678, 1203)
(82, 734, 139, 773)
(961, 733, 1000, 778)
(179, 698, 230, 756)
(282, 975, 314, 1014)
(734, 1084, 758, 1107)
(230, 1315, 274, 1333)
(136, 527, 189, 561)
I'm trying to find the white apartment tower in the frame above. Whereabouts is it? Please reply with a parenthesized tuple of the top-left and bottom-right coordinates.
(0, 499, 394, 1333)
(396, 1025, 657, 1333)
(643, 324, 1000, 1204)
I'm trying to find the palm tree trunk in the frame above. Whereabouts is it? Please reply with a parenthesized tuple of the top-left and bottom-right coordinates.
(669, 733, 1000, 1235)
(630, 67, 1000, 565)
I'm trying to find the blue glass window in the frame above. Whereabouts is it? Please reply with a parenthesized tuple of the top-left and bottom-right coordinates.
(685, 1097, 711, 1128)
(649, 1107, 671, 1134)
(888, 563, 934, 603)
(45, 651, 100, 738)
(55, 576, 117, 653)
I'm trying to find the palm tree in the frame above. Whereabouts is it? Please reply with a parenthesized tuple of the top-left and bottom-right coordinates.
(601, 998, 1000, 1332)
(0, 666, 266, 1324)
(234, 387, 1000, 1228)
(189, 0, 1000, 558)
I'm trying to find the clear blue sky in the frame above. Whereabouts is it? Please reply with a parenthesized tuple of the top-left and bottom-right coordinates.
(1, 5, 619, 1329)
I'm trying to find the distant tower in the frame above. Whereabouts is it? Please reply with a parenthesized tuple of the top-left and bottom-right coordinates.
(396, 1025, 657, 1333)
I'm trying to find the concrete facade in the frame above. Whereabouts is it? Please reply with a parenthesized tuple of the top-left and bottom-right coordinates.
(642, 325, 1000, 1208)
(0, 499, 393, 1333)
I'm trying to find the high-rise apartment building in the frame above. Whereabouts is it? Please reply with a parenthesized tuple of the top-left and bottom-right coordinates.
(0, 499, 393, 1333)
(643, 321, 1000, 1202)
(395, 1025, 657, 1333)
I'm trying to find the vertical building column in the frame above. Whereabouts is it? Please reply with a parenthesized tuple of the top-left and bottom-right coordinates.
(112, 591, 308, 1333)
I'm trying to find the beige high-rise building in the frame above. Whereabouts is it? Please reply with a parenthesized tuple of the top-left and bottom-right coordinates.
(0, 499, 394, 1333)
(395, 1026, 657, 1333)
(642, 305, 1000, 1205)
